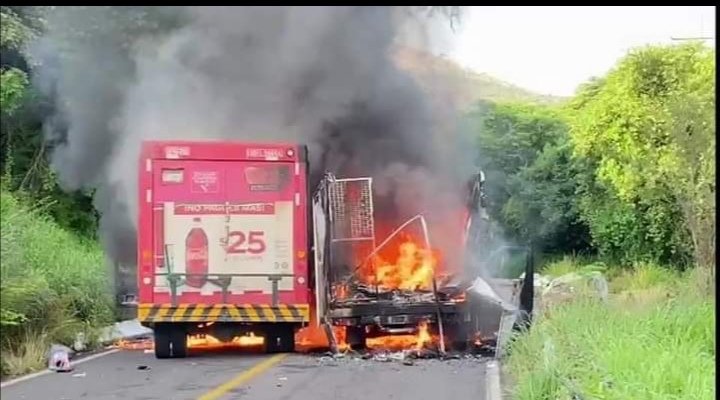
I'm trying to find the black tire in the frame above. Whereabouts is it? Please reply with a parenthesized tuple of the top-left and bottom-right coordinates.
(154, 324, 187, 358)
(170, 326, 188, 358)
(347, 326, 366, 351)
(266, 324, 295, 353)
(154, 325, 172, 359)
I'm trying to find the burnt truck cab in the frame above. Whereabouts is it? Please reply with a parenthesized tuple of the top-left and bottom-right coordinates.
(311, 172, 493, 350)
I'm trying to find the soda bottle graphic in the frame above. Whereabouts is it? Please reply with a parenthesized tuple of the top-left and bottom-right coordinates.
(185, 217, 208, 288)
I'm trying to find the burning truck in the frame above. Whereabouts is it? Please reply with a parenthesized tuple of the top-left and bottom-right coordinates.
(311, 169, 533, 355)
(314, 173, 469, 352)
(134, 140, 532, 358)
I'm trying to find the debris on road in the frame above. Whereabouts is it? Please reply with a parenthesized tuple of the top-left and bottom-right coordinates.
(99, 319, 153, 344)
(48, 345, 73, 372)
(313, 345, 490, 367)
(137, 365, 150, 371)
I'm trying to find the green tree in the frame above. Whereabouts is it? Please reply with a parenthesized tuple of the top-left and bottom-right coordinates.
(463, 101, 592, 254)
(0, 6, 101, 237)
(568, 43, 714, 269)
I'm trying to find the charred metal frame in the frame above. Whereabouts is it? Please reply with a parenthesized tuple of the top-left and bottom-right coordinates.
(314, 169, 533, 354)
(316, 173, 464, 352)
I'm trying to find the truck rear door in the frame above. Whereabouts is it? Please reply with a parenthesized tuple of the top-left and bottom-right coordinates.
(141, 143, 308, 308)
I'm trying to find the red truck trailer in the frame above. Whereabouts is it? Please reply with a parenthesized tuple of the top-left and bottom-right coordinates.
(137, 141, 311, 358)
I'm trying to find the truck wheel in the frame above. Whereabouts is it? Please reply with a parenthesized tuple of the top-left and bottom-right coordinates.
(266, 324, 295, 353)
(170, 326, 188, 358)
(154, 325, 172, 359)
(347, 326, 366, 351)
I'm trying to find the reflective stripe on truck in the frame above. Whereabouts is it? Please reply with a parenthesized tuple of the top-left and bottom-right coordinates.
(138, 303, 310, 323)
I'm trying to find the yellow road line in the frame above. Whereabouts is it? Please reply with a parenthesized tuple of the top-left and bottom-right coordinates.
(197, 354, 287, 400)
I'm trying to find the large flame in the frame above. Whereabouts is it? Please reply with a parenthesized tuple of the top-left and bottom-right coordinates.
(366, 321, 434, 351)
(112, 333, 264, 351)
(187, 333, 264, 348)
(359, 234, 439, 292)
(295, 314, 349, 352)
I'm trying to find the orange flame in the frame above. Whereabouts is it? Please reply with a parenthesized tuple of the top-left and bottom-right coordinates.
(231, 332, 265, 347)
(366, 321, 435, 351)
(112, 338, 153, 350)
(415, 321, 432, 350)
(295, 315, 349, 352)
(359, 235, 439, 292)
(187, 334, 264, 349)
(112, 333, 264, 351)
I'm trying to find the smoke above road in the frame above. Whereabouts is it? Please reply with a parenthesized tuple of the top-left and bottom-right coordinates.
(31, 6, 473, 267)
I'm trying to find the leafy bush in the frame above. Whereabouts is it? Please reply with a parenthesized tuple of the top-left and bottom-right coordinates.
(0, 190, 113, 376)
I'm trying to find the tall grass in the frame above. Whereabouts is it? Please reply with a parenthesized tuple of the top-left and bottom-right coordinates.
(506, 262, 716, 399)
(0, 190, 113, 377)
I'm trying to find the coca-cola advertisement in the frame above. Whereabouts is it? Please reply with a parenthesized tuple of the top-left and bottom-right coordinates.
(185, 217, 209, 288)
(158, 201, 294, 294)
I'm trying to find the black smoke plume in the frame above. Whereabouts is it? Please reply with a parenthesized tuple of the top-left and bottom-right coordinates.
(32, 6, 470, 268)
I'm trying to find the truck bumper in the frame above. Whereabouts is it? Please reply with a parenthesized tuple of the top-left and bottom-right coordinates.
(327, 301, 466, 327)
(137, 303, 310, 324)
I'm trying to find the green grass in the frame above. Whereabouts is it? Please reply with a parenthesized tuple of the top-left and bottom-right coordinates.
(610, 261, 680, 293)
(0, 190, 113, 377)
(507, 262, 715, 400)
(540, 255, 607, 278)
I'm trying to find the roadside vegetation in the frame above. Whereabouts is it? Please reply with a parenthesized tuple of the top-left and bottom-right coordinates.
(0, 190, 113, 376)
(506, 260, 715, 399)
(466, 43, 715, 399)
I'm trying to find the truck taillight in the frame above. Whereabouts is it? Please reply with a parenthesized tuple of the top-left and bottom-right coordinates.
(286, 148, 294, 157)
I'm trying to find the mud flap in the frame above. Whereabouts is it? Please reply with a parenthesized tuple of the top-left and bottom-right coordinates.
(513, 246, 535, 332)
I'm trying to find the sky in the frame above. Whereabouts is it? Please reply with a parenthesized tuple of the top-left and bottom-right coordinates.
(448, 6, 716, 97)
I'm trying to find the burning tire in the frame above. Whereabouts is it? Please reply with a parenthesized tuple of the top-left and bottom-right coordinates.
(266, 324, 295, 353)
(154, 324, 188, 359)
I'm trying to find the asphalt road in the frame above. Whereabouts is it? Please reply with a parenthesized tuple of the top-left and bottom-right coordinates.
(1, 348, 489, 400)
